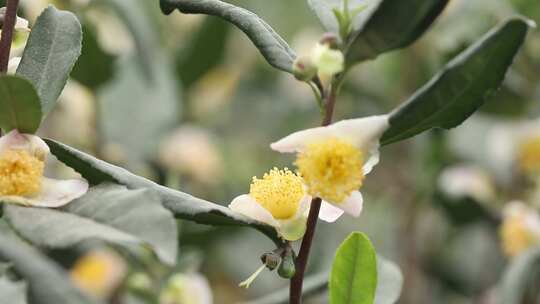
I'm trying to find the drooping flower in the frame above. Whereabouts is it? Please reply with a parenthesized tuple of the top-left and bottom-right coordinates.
(70, 249, 127, 299)
(499, 201, 540, 257)
(0, 130, 88, 207)
(271, 115, 389, 222)
(229, 167, 310, 241)
(160, 273, 213, 304)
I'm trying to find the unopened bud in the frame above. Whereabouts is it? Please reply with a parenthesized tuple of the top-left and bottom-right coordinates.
(319, 33, 339, 49)
(292, 56, 317, 81)
(278, 248, 296, 279)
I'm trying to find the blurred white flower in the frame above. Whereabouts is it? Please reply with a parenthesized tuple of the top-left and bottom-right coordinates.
(438, 165, 496, 204)
(229, 168, 310, 241)
(160, 273, 213, 304)
(70, 249, 127, 300)
(0, 130, 88, 207)
(271, 115, 389, 222)
(499, 201, 540, 257)
(7, 56, 20, 74)
(158, 126, 223, 184)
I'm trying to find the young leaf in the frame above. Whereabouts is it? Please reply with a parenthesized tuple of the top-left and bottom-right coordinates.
(381, 17, 532, 145)
(0, 227, 99, 304)
(0, 75, 42, 133)
(160, 0, 296, 73)
(307, 0, 372, 35)
(345, 0, 449, 63)
(44, 139, 283, 246)
(330, 232, 377, 304)
(16, 5, 82, 116)
(4, 184, 178, 265)
(498, 246, 540, 304)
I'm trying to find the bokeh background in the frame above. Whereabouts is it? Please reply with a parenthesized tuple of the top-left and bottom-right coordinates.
(10, 0, 540, 303)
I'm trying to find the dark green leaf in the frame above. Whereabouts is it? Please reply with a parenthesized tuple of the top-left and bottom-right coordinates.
(345, 0, 449, 63)
(71, 23, 116, 89)
(16, 5, 82, 116)
(4, 184, 178, 265)
(0, 75, 41, 133)
(44, 139, 283, 246)
(0, 227, 99, 304)
(330, 232, 377, 304)
(381, 18, 531, 145)
(160, 0, 296, 73)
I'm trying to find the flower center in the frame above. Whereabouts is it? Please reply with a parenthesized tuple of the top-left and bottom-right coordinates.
(500, 215, 540, 257)
(0, 149, 44, 196)
(249, 168, 305, 220)
(518, 136, 540, 174)
(295, 137, 364, 203)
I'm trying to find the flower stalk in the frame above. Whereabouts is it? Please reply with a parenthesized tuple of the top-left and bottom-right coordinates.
(0, 0, 20, 72)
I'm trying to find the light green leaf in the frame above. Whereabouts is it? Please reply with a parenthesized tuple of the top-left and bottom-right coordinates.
(0, 227, 99, 304)
(0, 277, 27, 304)
(381, 17, 531, 145)
(16, 5, 82, 116)
(44, 139, 283, 246)
(0, 75, 42, 133)
(345, 0, 449, 63)
(160, 0, 296, 73)
(4, 184, 178, 265)
(330, 232, 377, 304)
(498, 246, 540, 304)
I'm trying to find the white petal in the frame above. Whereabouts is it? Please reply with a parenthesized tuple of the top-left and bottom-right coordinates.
(14, 16, 30, 31)
(325, 191, 364, 217)
(270, 115, 389, 154)
(0, 177, 88, 208)
(319, 200, 345, 223)
(185, 273, 213, 304)
(275, 195, 311, 241)
(0, 130, 50, 157)
(363, 145, 380, 175)
(7, 57, 21, 74)
(229, 194, 279, 227)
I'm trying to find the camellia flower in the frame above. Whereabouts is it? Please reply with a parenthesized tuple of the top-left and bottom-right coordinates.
(271, 115, 389, 222)
(0, 130, 88, 207)
(160, 273, 213, 304)
(229, 167, 310, 241)
(437, 165, 496, 204)
(499, 201, 540, 258)
(70, 249, 127, 299)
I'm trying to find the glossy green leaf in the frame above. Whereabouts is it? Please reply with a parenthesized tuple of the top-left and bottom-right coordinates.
(16, 5, 82, 116)
(160, 0, 296, 73)
(44, 139, 283, 246)
(381, 18, 531, 145)
(0, 227, 98, 304)
(498, 246, 540, 304)
(330, 232, 377, 304)
(345, 0, 449, 63)
(71, 23, 116, 89)
(0, 277, 27, 304)
(4, 184, 178, 265)
(0, 75, 42, 133)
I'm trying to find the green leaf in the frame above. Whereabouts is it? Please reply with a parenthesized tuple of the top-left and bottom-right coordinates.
(160, 0, 296, 73)
(70, 23, 116, 90)
(330, 232, 377, 304)
(0, 277, 27, 304)
(44, 139, 283, 246)
(307, 0, 369, 35)
(0, 227, 99, 304)
(4, 184, 178, 265)
(16, 5, 82, 116)
(0, 75, 42, 133)
(498, 246, 540, 304)
(381, 17, 531, 145)
(345, 0, 449, 63)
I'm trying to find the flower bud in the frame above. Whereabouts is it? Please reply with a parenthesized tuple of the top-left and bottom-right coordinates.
(278, 248, 296, 279)
(292, 56, 318, 82)
(319, 33, 339, 49)
(311, 42, 344, 79)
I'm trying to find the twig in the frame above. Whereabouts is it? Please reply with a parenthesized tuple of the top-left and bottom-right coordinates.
(0, 0, 20, 72)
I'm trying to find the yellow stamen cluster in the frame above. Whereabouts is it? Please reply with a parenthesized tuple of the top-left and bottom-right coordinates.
(500, 215, 540, 257)
(250, 168, 305, 220)
(0, 149, 44, 196)
(295, 137, 364, 204)
(518, 137, 540, 174)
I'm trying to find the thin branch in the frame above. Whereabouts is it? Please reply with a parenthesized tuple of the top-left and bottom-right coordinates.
(0, 0, 20, 73)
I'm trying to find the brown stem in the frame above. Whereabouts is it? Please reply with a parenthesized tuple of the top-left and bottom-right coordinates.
(0, 0, 20, 73)
(289, 81, 340, 304)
